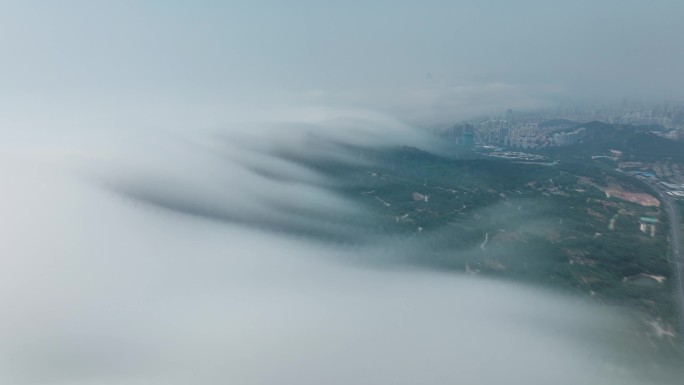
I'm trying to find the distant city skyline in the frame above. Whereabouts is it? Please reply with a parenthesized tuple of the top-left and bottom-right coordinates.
(443, 99, 684, 150)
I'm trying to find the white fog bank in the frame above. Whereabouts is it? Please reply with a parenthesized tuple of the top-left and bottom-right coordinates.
(0, 117, 680, 385)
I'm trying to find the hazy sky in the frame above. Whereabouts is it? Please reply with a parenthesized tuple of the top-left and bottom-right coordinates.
(1, 0, 683, 127)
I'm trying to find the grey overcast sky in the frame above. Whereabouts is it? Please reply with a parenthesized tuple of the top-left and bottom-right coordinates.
(1, 0, 683, 126)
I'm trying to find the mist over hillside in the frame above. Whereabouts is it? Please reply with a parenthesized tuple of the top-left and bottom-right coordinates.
(1, 108, 682, 384)
(2, 1, 684, 384)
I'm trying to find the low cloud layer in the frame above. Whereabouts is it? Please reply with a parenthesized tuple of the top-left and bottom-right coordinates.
(1, 1, 683, 383)
(1, 110, 681, 384)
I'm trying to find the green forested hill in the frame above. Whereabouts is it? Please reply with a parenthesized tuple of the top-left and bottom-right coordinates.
(539, 121, 684, 162)
(307, 145, 676, 328)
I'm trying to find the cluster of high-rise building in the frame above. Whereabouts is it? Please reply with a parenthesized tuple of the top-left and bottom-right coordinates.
(446, 100, 684, 149)
(468, 115, 551, 149)
(552, 99, 684, 130)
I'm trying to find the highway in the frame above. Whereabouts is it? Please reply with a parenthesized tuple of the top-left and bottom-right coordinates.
(653, 187, 684, 343)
